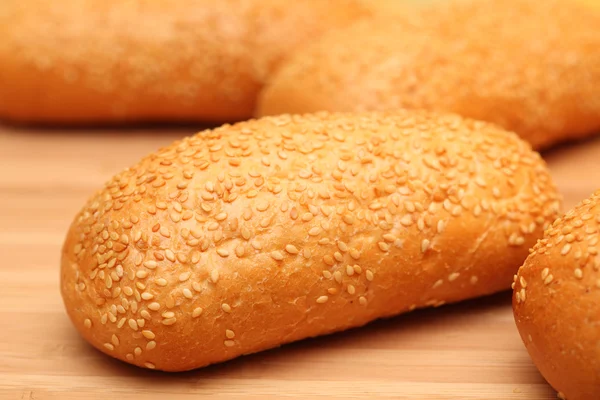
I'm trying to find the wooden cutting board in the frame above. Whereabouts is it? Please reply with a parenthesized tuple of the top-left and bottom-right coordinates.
(1, 125, 599, 400)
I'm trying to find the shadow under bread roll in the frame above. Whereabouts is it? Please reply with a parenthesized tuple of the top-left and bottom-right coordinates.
(61, 111, 561, 372)
(257, 0, 600, 150)
(0, 0, 368, 124)
(513, 190, 600, 400)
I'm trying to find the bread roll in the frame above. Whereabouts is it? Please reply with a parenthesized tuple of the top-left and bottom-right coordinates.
(60, 111, 560, 372)
(513, 190, 600, 400)
(0, 0, 368, 124)
(257, 0, 600, 150)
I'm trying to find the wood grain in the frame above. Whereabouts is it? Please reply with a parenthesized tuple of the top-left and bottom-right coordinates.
(1, 125, 599, 400)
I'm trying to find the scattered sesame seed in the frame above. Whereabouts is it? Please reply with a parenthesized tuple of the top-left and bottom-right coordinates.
(143, 261, 157, 269)
(141, 292, 154, 300)
(574, 268, 583, 279)
(421, 239, 430, 253)
(316, 295, 329, 304)
(346, 265, 355, 276)
(448, 272, 460, 282)
(285, 244, 299, 254)
(222, 303, 232, 313)
(225, 329, 235, 339)
(103, 343, 114, 351)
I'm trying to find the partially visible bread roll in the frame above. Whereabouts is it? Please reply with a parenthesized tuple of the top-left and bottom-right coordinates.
(61, 111, 560, 372)
(513, 190, 600, 400)
(257, 0, 600, 150)
(0, 0, 368, 124)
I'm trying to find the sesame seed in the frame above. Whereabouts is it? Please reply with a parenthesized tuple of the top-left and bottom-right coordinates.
(285, 244, 299, 254)
(519, 277, 527, 288)
(156, 278, 167, 287)
(192, 307, 203, 318)
(111, 334, 120, 346)
(224, 340, 235, 347)
(561, 244, 572, 255)
(141, 292, 154, 300)
(574, 268, 583, 279)
(271, 251, 284, 261)
(359, 296, 367, 305)
(346, 265, 355, 276)
(144, 362, 156, 369)
(366, 270, 374, 281)
(316, 296, 329, 304)
(162, 318, 177, 326)
(437, 220, 445, 233)
(544, 274, 554, 285)
(225, 329, 235, 339)
(211, 270, 220, 283)
(142, 330, 155, 340)
(347, 285, 356, 295)
(143, 261, 157, 269)
(148, 302, 160, 311)
(541, 268, 549, 280)
(84, 319, 92, 328)
(128, 319, 139, 330)
(103, 343, 114, 351)
(421, 239, 430, 253)
(378, 242, 390, 252)
(216, 248, 230, 257)
(448, 272, 460, 282)
(136, 270, 148, 279)
(146, 341, 156, 351)
(308, 227, 322, 236)
(222, 303, 232, 313)
(134, 347, 142, 356)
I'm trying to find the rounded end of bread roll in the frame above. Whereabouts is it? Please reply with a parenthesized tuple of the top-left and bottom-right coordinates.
(257, 0, 600, 150)
(0, 0, 369, 124)
(513, 190, 600, 400)
(61, 111, 560, 372)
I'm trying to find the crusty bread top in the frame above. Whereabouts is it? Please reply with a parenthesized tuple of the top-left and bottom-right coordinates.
(257, 0, 600, 149)
(0, 0, 368, 123)
(60, 111, 560, 370)
(513, 189, 600, 399)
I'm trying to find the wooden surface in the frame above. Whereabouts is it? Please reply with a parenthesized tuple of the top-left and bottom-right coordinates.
(1, 125, 599, 400)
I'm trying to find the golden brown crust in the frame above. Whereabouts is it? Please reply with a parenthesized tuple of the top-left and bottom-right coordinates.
(0, 0, 368, 124)
(513, 190, 600, 400)
(257, 0, 600, 150)
(60, 111, 560, 372)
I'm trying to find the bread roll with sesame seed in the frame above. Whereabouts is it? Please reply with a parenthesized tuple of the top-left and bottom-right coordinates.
(513, 190, 600, 400)
(0, 0, 368, 124)
(61, 111, 560, 372)
(257, 0, 600, 150)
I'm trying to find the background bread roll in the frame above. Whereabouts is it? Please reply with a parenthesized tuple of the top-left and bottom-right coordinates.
(257, 0, 600, 150)
(61, 111, 560, 372)
(0, 0, 368, 124)
(513, 190, 600, 400)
